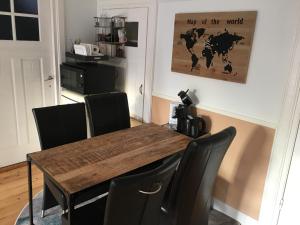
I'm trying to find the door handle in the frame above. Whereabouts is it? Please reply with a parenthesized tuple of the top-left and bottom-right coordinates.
(44, 76, 54, 81)
(139, 84, 143, 95)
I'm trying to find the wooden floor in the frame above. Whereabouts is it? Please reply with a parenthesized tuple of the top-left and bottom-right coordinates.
(0, 119, 142, 225)
(130, 118, 142, 127)
(0, 163, 43, 225)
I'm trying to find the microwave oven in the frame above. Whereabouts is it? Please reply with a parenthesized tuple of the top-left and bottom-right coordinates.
(60, 63, 117, 95)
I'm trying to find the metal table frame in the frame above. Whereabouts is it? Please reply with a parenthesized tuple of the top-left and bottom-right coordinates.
(27, 156, 76, 225)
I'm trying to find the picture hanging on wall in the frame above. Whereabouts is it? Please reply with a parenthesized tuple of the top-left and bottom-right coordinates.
(171, 11, 257, 83)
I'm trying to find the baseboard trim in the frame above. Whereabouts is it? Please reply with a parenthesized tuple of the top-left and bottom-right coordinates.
(0, 161, 26, 173)
(213, 198, 259, 225)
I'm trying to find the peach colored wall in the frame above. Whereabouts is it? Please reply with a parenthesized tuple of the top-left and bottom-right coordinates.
(152, 96, 275, 220)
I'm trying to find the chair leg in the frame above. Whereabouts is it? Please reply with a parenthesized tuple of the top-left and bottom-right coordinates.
(210, 198, 214, 210)
(42, 183, 59, 217)
(41, 210, 45, 218)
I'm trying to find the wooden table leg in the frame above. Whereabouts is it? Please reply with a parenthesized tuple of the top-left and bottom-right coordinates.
(27, 159, 34, 225)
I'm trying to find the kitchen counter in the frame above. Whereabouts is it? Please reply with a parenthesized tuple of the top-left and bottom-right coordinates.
(60, 89, 86, 104)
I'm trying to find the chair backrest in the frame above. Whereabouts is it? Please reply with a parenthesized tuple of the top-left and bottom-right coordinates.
(32, 103, 87, 150)
(104, 154, 181, 225)
(85, 92, 131, 137)
(167, 127, 236, 225)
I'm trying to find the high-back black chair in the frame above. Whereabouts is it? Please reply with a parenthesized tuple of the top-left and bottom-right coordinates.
(164, 127, 236, 225)
(65, 154, 181, 225)
(33, 103, 87, 150)
(32, 103, 87, 216)
(85, 92, 131, 137)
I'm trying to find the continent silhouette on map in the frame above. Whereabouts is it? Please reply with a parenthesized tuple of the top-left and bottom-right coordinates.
(180, 28, 206, 71)
(202, 30, 244, 73)
(180, 28, 244, 74)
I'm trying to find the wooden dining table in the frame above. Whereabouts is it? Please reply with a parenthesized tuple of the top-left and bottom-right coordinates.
(26, 123, 192, 225)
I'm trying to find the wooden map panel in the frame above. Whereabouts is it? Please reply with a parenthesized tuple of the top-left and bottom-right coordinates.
(171, 11, 257, 83)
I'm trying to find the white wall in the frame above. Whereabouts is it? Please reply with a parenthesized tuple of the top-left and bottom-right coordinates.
(98, 0, 152, 7)
(153, 0, 299, 127)
(64, 0, 97, 51)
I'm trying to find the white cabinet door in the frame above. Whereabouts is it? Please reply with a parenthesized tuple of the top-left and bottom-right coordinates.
(0, 0, 57, 167)
(102, 7, 148, 121)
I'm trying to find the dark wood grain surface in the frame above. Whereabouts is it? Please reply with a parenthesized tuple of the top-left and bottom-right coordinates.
(28, 123, 191, 194)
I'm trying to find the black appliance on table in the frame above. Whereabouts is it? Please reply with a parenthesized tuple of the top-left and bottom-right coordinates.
(60, 62, 117, 95)
(173, 90, 206, 138)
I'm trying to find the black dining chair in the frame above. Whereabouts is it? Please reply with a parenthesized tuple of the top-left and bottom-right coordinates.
(33, 103, 109, 217)
(61, 153, 182, 225)
(84, 92, 131, 137)
(162, 126, 236, 225)
(33, 103, 87, 217)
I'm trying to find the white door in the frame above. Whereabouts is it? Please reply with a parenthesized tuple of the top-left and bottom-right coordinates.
(277, 124, 300, 225)
(0, 0, 57, 167)
(102, 7, 148, 121)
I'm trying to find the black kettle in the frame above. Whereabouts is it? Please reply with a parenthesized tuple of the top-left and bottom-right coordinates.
(186, 116, 206, 138)
(176, 114, 206, 139)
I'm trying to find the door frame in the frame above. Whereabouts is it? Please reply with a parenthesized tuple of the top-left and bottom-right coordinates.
(52, 0, 65, 104)
(98, 0, 158, 123)
(259, 8, 300, 225)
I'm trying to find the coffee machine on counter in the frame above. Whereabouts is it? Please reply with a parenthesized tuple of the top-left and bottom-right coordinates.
(173, 90, 206, 138)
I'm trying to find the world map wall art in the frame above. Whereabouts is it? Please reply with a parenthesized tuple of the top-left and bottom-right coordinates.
(171, 11, 257, 83)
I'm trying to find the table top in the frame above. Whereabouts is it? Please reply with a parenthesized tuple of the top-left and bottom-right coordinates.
(28, 123, 191, 194)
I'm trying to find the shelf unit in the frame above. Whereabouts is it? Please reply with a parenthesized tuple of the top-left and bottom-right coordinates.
(65, 52, 109, 62)
(94, 16, 127, 58)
